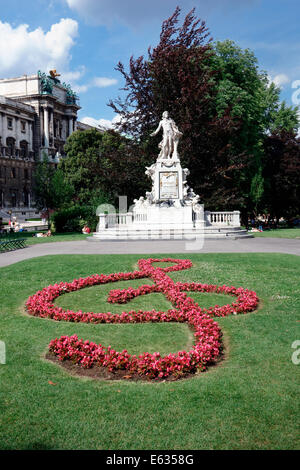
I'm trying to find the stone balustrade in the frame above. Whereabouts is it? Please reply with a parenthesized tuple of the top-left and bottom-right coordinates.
(0, 147, 35, 160)
(98, 212, 133, 229)
(98, 210, 240, 229)
(204, 211, 240, 226)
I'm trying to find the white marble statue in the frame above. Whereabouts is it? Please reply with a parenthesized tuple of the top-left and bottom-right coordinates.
(150, 111, 183, 160)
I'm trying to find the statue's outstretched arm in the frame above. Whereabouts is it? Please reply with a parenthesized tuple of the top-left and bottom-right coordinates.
(150, 121, 162, 137)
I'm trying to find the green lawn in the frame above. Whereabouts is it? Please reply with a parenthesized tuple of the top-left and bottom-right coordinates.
(251, 227, 300, 238)
(0, 253, 299, 450)
(2, 232, 89, 246)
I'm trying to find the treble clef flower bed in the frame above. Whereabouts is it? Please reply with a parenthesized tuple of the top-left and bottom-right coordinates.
(26, 258, 259, 381)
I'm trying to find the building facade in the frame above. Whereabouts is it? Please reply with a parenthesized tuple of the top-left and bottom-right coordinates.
(0, 71, 84, 216)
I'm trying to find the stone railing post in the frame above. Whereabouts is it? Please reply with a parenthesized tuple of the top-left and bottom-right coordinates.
(126, 212, 133, 225)
(204, 211, 211, 225)
(98, 213, 107, 229)
(233, 210, 240, 226)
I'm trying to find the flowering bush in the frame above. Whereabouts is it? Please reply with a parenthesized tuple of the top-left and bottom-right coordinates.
(26, 258, 259, 380)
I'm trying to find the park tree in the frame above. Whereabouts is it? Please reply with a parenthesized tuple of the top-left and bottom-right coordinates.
(33, 153, 73, 227)
(211, 40, 298, 217)
(61, 128, 148, 208)
(110, 7, 250, 210)
(109, 7, 299, 219)
(262, 130, 300, 222)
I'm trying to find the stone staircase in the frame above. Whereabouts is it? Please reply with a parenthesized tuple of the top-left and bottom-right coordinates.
(90, 225, 252, 241)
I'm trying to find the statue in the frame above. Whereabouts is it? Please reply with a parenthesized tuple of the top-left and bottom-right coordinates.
(49, 69, 61, 79)
(150, 111, 182, 160)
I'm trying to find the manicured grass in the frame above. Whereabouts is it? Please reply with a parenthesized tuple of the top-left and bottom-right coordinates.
(0, 253, 299, 450)
(16, 232, 89, 246)
(251, 227, 300, 238)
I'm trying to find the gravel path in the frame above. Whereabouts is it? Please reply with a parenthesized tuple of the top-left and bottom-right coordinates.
(0, 237, 299, 268)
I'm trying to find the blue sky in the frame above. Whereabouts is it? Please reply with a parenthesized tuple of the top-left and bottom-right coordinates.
(0, 0, 299, 128)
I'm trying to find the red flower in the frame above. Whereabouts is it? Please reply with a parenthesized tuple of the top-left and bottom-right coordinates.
(27, 258, 259, 379)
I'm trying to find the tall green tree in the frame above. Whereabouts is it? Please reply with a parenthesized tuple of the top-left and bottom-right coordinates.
(61, 128, 148, 208)
(262, 131, 300, 222)
(109, 8, 299, 219)
(211, 40, 299, 215)
(109, 7, 250, 210)
(33, 153, 73, 227)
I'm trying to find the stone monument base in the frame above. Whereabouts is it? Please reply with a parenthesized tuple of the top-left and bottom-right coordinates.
(93, 156, 252, 241)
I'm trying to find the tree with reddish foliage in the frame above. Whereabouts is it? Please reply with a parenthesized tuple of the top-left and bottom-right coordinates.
(109, 7, 250, 210)
(263, 131, 300, 223)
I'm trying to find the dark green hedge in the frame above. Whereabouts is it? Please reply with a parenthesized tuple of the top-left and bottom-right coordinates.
(51, 205, 98, 233)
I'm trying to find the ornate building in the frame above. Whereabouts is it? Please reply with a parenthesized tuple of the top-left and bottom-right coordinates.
(0, 70, 91, 216)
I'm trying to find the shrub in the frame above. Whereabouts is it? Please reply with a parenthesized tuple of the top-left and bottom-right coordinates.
(51, 205, 97, 233)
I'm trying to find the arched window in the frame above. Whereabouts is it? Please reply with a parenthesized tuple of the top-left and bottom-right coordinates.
(20, 140, 28, 158)
(11, 192, 17, 207)
(6, 137, 15, 157)
(23, 189, 29, 207)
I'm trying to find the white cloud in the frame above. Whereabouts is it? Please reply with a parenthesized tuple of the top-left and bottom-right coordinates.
(80, 115, 121, 130)
(273, 74, 290, 87)
(0, 18, 78, 78)
(92, 77, 118, 88)
(60, 66, 89, 93)
(268, 73, 290, 88)
(64, 74, 118, 94)
(61, 66, 86, 83)
(73, 84, 89, 93)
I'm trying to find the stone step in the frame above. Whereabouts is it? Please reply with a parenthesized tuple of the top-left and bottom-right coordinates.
(90, 227, 253, 241)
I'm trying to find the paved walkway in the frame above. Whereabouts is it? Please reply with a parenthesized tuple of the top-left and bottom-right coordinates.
(0, 237, 299, 267)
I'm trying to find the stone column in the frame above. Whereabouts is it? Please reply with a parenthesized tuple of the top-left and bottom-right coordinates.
(50, 108, 54, 146)
(44, 107, 49, 149)
(68, 116, 73, 136)
(28, 122, 33, 152)
(73, 118, 77, 132)
(15, 117, 20, 153)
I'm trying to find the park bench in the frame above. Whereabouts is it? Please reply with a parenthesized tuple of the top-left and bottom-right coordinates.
(0, 238, 27, 253)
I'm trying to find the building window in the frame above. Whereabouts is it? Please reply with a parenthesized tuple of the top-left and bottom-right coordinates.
(24, 169, 29, 180)
(6, 137, 15, 157)
(7, 117, 13, 129)
(11, 192, 17, 207)
(20, 140, 28, 158)
(21, 121, 26, 133)
(23, 190, 29, 207)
